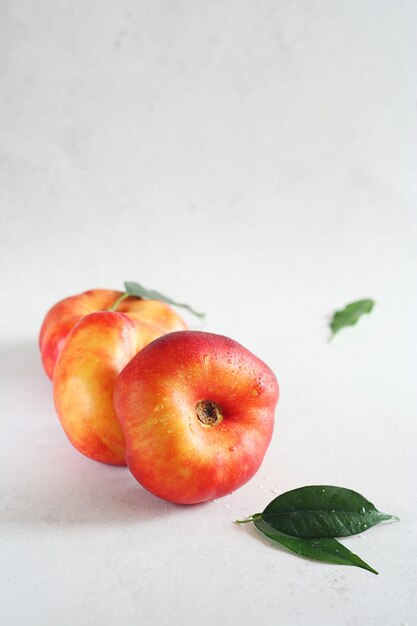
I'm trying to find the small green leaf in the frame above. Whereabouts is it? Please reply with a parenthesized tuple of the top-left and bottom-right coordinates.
(260, 485, 397, 538)
(254, 518, 378, 575)
(330, 299, 375, 337)
(124, 281, 205, 319)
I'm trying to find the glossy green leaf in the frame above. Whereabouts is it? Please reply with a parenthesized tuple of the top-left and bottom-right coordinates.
(124, 281, 205, 319)
(330, 299, 374, 337)
(260, 485, 397, 538)
(254, 518, 378, 575)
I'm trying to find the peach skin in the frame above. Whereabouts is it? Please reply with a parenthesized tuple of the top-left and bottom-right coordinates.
(114, 331, 279, 502)
(53, 311, 139, 465)
(40, 289, 187, 379)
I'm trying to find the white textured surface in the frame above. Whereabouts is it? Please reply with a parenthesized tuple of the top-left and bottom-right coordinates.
(1, 2, 416, 625)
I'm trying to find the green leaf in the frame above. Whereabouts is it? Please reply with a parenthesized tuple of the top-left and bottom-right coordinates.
(260, 485, 397, 538)
(330, 299, 375, 337)
(124, 281, 205, 319)
(253, 518, 378, 575)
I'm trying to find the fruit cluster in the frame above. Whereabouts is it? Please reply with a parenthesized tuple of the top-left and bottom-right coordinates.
(40, 287, 279, 504)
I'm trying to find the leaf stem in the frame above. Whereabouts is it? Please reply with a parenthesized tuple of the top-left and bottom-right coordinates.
(235, 513, 262, 524)
(108, 292, 130, 312)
